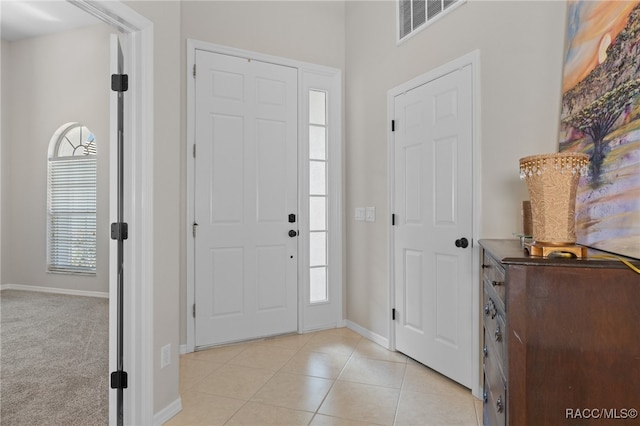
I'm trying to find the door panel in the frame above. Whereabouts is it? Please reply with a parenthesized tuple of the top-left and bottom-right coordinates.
(404, 249, 424, 331)
(211, 114, 244, 223)
(195, 50, 297, 347)
(404, 145, 423, 223)
(394, 66, 473, 388)
(256, 245, 287, 310)
(434, 137, 457, 224)
(435, 253, 458, 345)
(256, 119, 287, 222)
(210, 248, 244, 316)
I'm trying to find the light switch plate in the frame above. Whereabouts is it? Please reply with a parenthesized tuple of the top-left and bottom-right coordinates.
(365, 207, 376, 222)
(355, 208, 366, 221)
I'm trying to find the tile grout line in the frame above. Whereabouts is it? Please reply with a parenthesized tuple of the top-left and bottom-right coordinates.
(181, 340, 252, 395)
(183, 340, 258, 425)
(186, 331, 413, 425)
(306, 337, 361, 425)
(221, 333, 329, 425)
(220, 339, 288, 425)
(391, 361, 409, 426)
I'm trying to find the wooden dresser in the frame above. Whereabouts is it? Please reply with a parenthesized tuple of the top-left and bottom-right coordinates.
(479, 239, 640, 425)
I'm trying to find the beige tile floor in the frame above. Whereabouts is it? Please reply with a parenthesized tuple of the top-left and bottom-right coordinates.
(167, 328, 482, 426)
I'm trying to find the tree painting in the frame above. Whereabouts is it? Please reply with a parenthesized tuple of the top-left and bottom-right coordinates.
(563, 79, 640, 180)
(559, 0, 640, 259)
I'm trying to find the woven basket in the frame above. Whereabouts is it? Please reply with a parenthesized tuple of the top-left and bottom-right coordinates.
(519, 152, 589, 245)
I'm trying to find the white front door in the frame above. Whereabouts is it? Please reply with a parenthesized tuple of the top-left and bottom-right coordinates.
(392, 65, 473, 387)
(194, 50, 298, 347)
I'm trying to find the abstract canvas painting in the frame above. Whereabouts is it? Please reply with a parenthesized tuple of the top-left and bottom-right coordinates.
(559, 0, 640, 259)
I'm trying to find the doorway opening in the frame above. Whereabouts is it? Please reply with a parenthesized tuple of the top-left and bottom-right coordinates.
(60, 2, 155, 424)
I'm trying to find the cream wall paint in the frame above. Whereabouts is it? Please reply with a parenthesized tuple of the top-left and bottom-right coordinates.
(178, 1, 347, 346)
(1, 24, 111, 293)
(122, 0, 182, 415)
(345, 1, 567, 338)
(180, 1, 346, 69)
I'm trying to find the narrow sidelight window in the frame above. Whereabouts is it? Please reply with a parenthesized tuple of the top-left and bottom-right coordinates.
(309, 90, 328, 303)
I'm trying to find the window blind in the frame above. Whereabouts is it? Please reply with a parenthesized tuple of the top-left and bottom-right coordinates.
(47, 157, 97, 274)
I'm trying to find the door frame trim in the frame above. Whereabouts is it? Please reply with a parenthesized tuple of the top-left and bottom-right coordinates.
(186, 39, 343, 352)
(387, 50, 482, 398)
(70, 1, 155, 424)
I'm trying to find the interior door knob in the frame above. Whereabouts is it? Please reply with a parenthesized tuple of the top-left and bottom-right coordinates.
(288, 230, 298, 238)
(455, 237, 469, 248)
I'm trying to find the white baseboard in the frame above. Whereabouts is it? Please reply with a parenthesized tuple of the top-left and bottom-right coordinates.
(346, 320, 390, 349)
(181, 321, 351, 355)
(302, 320, 348, 334)
(154, 397, 182, 426)
(0, 283, 108, 299)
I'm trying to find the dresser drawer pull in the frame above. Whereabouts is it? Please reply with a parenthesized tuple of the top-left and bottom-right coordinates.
(492, 280, 503, 287)
(496, 395, 504, 413)
(494, 325, 502, 342)
(484, 299, 497, 319)
(483, 345, 488, 358)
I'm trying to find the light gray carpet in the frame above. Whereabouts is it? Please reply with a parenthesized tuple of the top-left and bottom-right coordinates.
(0, 290, 109, 425)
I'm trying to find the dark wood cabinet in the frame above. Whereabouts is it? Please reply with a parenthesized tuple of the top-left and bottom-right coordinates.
(479, 239, 640, 425)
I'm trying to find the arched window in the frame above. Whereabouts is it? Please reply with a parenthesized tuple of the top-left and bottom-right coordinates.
(47, 123, 97, 274)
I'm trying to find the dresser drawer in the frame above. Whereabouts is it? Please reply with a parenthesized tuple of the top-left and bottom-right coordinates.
(484, 343, 507, 426)
(483, 374, 506, 426)
(487, 314, 506, 366)
(482, 251, 506, 307)
(483, 294, 506, 366)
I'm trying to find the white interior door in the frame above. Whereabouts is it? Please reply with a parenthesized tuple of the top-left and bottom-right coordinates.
(393, 65, 473, 387)
(194, 50, 298, 347)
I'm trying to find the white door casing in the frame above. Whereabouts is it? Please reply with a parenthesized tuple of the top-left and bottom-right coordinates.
(186, 40, 343, 354)
(390, 53, 480, 392)
(194, 50, 298, 347)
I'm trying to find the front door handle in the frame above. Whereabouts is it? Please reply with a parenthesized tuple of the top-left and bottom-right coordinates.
(455, 237, 469, 248)
(288, 230, 298, 238)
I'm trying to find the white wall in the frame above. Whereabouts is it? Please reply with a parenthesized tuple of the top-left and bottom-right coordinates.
(1, 24, 112, 293)
(344, 1, 567, 338)
(123, 0, 182, 416)
(180, 0, 346, 69)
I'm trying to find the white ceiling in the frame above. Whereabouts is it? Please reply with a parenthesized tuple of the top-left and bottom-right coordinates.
(1, 0, 101, 41)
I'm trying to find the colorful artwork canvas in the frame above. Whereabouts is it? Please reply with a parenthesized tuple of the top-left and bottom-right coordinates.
(559, 0, 640, 259)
